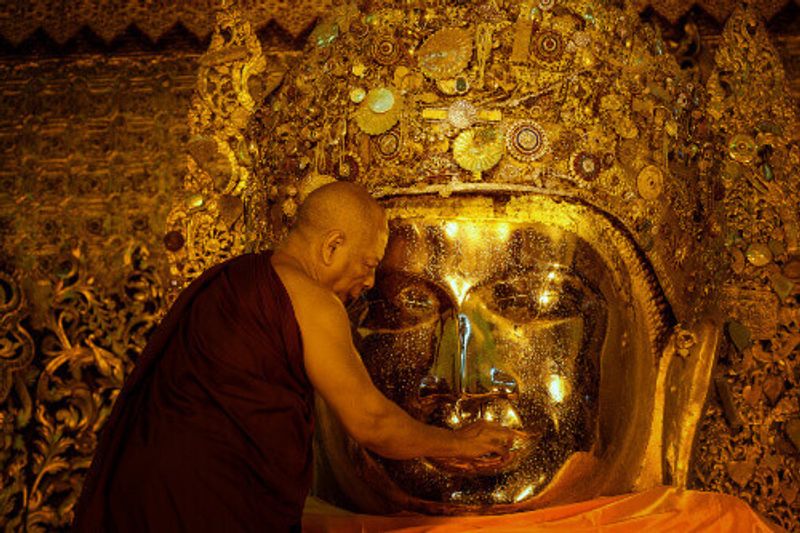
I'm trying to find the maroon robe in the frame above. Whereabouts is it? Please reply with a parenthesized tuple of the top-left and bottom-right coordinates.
(73, 252, 314, 532)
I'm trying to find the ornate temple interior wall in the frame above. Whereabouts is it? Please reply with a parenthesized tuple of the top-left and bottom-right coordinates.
(0, 1, 799, 530)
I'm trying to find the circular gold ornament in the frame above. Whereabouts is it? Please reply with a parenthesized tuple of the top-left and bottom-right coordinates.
(746, 243, 772, 267)
(507, 121, 548, 162)
(355, 87, 403, 135)
(637, 165, 664, 200)
(728, 133, 757, 164)
(417, 27, 473, 80)
(533, 30, 564, 63)
(447, 100, 477, 129)
(163, 230, 185, 251)
(367, 88, 395, 113)
(370, 32, 403, 66)
(375, 131, 401, 159)
(452, 127, 505, 174)
(350, 87, 366, 103)
(571, 151, 601, 181)
(539, 0, 556, 10)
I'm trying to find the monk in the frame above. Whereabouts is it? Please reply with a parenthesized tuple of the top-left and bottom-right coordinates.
(73, 182, 516, 532)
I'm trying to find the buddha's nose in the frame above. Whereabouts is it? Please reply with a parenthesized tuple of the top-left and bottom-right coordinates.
(418, 311, 519, 407)
(417, 311, 529, 474)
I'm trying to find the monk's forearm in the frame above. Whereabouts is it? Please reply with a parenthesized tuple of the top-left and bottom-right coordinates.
(354, 401, 461, 460)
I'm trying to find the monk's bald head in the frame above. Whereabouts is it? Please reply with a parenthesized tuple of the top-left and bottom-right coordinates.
(293, 182, 386, 243)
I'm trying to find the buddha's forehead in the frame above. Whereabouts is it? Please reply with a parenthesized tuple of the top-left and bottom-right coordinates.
(382, 217, 581, 283)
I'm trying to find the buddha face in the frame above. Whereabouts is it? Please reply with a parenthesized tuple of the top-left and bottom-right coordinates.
(314, 197, 668, 514)
(327, 215, 613, 507)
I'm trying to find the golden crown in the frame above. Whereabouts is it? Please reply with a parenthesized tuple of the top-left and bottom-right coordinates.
(245, 0, 716, 324)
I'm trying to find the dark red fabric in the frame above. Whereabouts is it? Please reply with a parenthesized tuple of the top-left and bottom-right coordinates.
(73, 252, 313, 532)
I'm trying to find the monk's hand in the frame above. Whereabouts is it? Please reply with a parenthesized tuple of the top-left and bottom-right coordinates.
(452, 420, 525, 462)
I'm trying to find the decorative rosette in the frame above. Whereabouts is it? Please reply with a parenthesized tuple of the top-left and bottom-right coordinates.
(417, 27, 473, 80)
(636, 165, 664, 200)
(506, 120, 549, 161)
(452, 126, 505, 175)
(370, 31, 403, 66)
(355, 87, 403, 135)
(728, 133, 756, 164)
(570, 151, 602, 181)
(447, 100, 478, 129)
(533, 29, 564, 63)
(374, 130, 402, 159)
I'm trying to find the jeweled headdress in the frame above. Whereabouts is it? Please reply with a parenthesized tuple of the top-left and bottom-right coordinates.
(247, 0, 718, 328)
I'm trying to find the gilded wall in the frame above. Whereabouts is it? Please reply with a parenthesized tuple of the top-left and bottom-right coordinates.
(0, 1, 799, 530)
(0, 48, 197, 530)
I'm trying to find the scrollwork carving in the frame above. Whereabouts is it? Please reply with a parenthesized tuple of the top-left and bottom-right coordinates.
(690, 5, 800, 530)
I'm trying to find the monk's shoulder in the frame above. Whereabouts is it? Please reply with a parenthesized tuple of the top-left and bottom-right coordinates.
(272, 262, 345, 329)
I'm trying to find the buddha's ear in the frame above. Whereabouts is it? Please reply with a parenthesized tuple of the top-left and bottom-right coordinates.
(321, 229, 346, 266)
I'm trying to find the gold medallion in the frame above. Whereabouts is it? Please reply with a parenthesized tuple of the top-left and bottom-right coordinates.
(452, 126, 505, 175)
(637, 165, 664, 200)
(355, 87, 403, 135)
(417, 27, 473, 80)
(728, 133, 757, 164)
(507, 121, 548, 162)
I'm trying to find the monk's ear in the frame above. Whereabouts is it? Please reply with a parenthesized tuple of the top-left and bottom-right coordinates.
(321, 230, 345, 266)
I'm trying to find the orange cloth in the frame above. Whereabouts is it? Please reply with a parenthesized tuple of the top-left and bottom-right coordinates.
(302, 486, 781, 532)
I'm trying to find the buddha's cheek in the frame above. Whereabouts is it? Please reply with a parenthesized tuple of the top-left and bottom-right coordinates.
(357, 325, 438, 407)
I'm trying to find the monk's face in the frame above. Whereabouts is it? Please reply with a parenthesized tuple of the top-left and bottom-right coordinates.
(332, 227, 388, 303)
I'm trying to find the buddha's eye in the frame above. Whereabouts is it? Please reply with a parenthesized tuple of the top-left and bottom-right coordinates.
(357, 272, 446, 330)
(395, 285, 437, 317)
(482, 272, 583, 322)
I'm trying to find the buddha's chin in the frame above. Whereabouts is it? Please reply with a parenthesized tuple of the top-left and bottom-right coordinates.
(424, 437, 533, 476)
(339, 448, 593, 515)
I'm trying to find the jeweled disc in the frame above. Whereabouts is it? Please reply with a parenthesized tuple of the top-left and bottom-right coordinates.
(418, 27, 473, 80)
(507, 121, 548, 161)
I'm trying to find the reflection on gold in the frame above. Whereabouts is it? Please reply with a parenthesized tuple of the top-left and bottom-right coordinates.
(538, 290, 553, 307)
(448, 411, 461, 427)
(515, 485, 535, 503)
(445, 274, 472, 306)
(548, 374, 567, 404)
(496, 223, 511, 241)
(501, 405, 521, 427)
(442, 220, 514, 247)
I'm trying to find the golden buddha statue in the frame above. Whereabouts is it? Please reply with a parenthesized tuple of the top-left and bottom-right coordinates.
(239, 0, 725, 513)
(166, 0, 795, 527)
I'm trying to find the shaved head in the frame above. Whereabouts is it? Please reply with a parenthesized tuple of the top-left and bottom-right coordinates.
(293, 182, 386, 244)
(277, 181, 388, 302)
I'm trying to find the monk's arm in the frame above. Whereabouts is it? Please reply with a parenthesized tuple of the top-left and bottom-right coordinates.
(298, 294, 508, 460)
